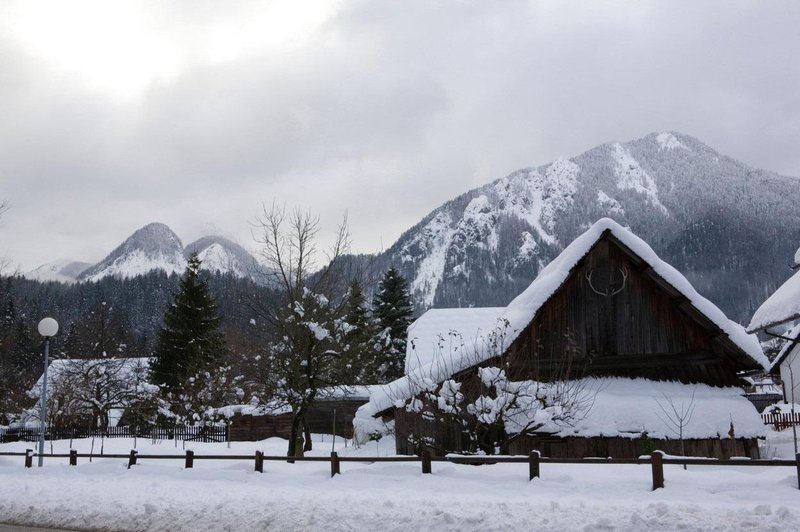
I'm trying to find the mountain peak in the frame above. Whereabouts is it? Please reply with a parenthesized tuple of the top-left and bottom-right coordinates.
(184, 235, 266, 280)
(79, 222, 186, 282)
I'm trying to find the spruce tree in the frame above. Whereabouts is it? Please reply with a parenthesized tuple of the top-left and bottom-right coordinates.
(150, 254, 226, 393)
(340, 279, 377, 383)
(372, 267, 413, 382)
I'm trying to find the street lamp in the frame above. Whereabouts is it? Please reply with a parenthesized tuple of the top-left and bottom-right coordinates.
(37, 317, 58, 467)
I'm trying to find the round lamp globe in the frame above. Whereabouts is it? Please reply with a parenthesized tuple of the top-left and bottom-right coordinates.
(37, 317, 59, 338)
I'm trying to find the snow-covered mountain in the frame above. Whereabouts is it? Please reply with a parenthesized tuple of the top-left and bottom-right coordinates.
(23, 260, 92, 284)
(72, 223, 267, 284)
(184, 236, 267, 280)
(372, 132, 800, 323)
(79, 223, 187, 282)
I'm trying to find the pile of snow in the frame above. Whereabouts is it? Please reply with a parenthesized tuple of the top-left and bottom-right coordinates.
(371, 218, 766, 414)
(748, 270, 800, 332)
(353, 402, 394, 444)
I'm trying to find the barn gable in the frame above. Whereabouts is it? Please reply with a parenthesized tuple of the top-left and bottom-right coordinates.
(504, 230, 763, 385)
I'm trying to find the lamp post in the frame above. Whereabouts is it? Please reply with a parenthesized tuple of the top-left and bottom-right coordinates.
(37, 317, 58, 467)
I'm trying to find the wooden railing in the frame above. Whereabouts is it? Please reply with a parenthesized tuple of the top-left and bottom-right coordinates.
(2, 449, 798, 491)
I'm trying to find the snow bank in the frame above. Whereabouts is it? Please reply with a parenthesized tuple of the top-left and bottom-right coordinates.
(1, 435, 799, 531)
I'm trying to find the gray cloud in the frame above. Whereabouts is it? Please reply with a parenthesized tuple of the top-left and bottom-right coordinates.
(1, 0, 799, 270)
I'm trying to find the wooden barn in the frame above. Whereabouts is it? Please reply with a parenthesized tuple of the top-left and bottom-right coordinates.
(364, 218, 768, 459)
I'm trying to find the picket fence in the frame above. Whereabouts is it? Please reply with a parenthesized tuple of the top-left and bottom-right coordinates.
(0, 424, 228, 444)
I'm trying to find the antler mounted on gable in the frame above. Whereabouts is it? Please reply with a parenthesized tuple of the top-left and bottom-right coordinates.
(585, 267, 629, 297)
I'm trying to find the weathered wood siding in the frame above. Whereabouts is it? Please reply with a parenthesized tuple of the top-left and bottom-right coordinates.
(230, 398, 368, 441)
(505, 234, 749, 386)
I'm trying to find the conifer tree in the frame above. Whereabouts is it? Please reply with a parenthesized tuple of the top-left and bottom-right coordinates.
(340, 279, 378, 383)
(150, 254, 226, 393)
(372, 267, 413, 382)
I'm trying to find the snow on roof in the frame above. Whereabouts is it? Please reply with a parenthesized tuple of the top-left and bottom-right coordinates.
(369, 218, 766, 414)
(539, 378, 764, 440)
(768, 323, 800, 373)
(406, 307, 505, 374)
(748, 269, 800, 333)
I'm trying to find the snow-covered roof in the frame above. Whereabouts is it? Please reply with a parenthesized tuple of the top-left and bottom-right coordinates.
(538, 378, 764, 440)
(748, 269, 800, 333)
(405, 307, 505, 374)
(369, 218, 766, 415)
(768, 323, 800, 373)
(30, 357, 152, 397)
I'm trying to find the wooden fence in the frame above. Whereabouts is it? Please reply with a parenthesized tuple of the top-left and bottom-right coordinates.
(761, 412, 800, 430)
(0, 425, 228, 444)
(1, 449, 798, 492)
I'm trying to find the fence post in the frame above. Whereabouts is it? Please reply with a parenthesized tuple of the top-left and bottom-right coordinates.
(254, 451, 264, 473)
(651, 451, 664, 490)
(128, 450, 138, 469)
(69, 449, 77, 466)
(529, 450, 540, 481)
(25, 449, 32, 468)
(421, 449, 432, 475)
(330, 452, 340, 477)
(796, 453, 800, 490)
(185, 450, 194, 469)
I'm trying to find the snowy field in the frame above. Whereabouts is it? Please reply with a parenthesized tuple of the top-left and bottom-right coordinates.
(1, 433, 800, 531)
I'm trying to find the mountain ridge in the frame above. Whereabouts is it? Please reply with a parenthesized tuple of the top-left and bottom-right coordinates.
(368, 131, 800, 323)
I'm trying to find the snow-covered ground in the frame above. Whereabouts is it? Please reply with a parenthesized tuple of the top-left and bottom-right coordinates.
(1, 433, 799, 531)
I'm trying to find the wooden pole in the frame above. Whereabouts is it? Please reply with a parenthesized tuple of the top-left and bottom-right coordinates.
(255, 451, 264, 473)
(795, 453, 800, 490)
(421, 449, 432, 475)
(331, 451, 340, 477)
(128, 450, 138, 469)
(24, 449, 32, 468)
(651, 451, 664, 490)
(69, 449, 77, 466)
(185, 450, 194, 469)
(529, 450, 540, 481)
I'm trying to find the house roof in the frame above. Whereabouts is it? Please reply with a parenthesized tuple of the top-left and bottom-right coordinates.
(29, 357, 152, 397)
(515, 377, 764, 439)
(767, 323, 800, 374)
(747, 269, 800, 333)
(405, 307, 505, 374)
(369, 218, 766, 415)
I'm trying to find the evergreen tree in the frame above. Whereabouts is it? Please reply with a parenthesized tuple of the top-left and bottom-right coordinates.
(372, 267, 413, 382)
(340, 279, 379, 383)
(150, 254, 226, 393)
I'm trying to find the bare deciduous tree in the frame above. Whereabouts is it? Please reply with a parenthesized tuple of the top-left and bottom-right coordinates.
(251, 203, 355, 457)
(396, 322, 598, 455)
(655, 387, 697, 468)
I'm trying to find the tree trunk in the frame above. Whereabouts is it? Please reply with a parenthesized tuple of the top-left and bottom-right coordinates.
(288, 408, 306, 458)
(303, 416, 313, 452)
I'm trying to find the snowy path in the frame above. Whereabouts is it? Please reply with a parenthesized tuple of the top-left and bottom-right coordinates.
(1, 436, 799, 531)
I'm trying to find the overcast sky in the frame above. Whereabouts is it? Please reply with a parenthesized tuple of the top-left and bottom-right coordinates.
(1, 0, 799, 271)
